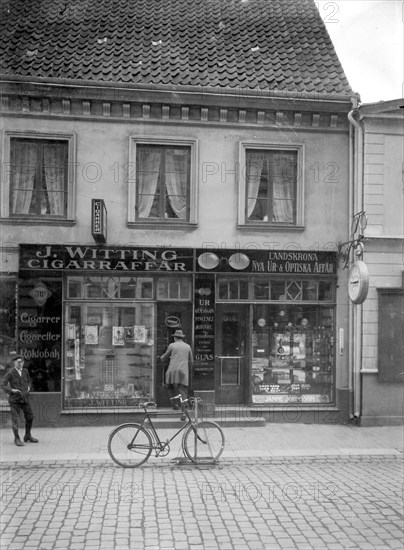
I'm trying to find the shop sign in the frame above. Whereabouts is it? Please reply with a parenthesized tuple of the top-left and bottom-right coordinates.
(165, 316, 181, 328)
(17, 278, 62, 392)
(65, 399, 135, 408)
(193, 275, 215, 390)
(19, 244, 194, 272)
(91, 199, 107, 243)
(253, 394, 330, 404)
(196, 249, 337, 275)
(29, 281, 52, 306)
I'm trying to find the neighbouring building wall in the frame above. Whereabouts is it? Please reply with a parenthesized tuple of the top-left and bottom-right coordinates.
(360, 113, 404, 426)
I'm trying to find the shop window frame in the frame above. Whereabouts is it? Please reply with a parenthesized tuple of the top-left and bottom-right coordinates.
(218, 278, 249, 301)
(251, 303, 336, 405)
(238, 142, 305, 230)
(66, 276, 155, 300)
(1, 131, 76, 224)
(128, 137, 198, 228)
(216, 276, 335, 303)
(63, 301, 155, 408)
(156, 276, 193, 301)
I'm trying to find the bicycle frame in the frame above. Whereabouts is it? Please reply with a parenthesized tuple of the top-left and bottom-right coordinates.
(137, 409, 193, 456)
(134, 396, 199, 456)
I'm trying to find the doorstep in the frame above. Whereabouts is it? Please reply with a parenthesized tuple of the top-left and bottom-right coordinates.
(133, 408, 267, 428)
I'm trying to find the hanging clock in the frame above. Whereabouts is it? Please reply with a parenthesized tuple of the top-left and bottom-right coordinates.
(348, 260, 369, 304)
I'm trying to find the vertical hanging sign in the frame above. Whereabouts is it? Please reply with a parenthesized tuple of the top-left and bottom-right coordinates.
(193, 274, 215, 390)
(91, 199, 107, 243)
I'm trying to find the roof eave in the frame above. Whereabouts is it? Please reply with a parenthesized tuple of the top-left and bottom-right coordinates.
(358, 98, 404, 117)
(0, 74, 356, 109)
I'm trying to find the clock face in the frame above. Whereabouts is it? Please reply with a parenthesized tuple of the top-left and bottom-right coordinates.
(348, 261, 369, 304)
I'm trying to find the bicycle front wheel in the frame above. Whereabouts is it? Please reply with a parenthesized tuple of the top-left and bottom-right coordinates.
(183, 421, 225, 463)
(108, 423, 152, 468)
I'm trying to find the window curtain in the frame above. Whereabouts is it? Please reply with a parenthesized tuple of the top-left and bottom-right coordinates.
(10, 141, 37, 215)
(165, 149, 188, 219)
(137, 149, 161, 218)
(272, 153, 295, 222)
(246, 152, 266, 218)
(43, 143, 66, 215)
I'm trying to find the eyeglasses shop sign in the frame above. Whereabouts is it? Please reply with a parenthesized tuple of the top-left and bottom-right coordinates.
(196, 249, 337, 274)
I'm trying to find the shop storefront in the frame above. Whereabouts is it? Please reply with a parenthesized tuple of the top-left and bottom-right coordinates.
(3, 244, 338, 419)
(195, 249, 337, 406)
(16, 245, 194, 411)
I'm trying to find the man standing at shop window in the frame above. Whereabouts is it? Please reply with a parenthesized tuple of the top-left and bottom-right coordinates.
(159, 329, 193, 420)
(1, 354, 38, 446)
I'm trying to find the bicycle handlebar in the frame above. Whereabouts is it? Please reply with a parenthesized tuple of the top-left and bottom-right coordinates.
(141, 395, 190, 411)
(170, 394, 189, 405)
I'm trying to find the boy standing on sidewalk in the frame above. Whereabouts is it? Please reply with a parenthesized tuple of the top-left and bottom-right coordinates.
(1, 355, 39, 446)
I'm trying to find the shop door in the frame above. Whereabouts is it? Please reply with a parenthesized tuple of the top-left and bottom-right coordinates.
(215, 304, 248, 405)
(156, 303, 192, 407)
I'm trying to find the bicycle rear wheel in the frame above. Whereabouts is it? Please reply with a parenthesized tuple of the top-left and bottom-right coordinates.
(183, 421, 225, 463)
(108, 423, 152, 468)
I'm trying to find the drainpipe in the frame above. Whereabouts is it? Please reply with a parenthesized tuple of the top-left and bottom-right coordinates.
(347, 108, 355, 420)
(347, 99, 364, 421)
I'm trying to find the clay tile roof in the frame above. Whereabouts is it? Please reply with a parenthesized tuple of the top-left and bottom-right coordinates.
(0, 0, 353, 96)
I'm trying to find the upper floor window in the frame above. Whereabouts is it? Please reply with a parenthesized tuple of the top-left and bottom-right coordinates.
(128, 138, 197, 227)
(238, 143, 304, 229)
(10, 138, 68, 217)
(1, 132, 76, 223)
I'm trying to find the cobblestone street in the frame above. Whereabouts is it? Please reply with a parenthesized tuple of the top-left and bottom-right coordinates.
(1, 455, 402, 550)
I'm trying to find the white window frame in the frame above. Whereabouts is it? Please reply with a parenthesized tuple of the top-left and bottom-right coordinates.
(1, 131, 76, 223)
(128, 137, 198, 227)
(238, 142, 305, 229)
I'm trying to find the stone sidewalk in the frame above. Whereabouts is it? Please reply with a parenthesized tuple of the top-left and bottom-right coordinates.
(1, 422, 402, 466)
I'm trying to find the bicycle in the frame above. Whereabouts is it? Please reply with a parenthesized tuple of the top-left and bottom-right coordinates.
(107, 395, 225, 468)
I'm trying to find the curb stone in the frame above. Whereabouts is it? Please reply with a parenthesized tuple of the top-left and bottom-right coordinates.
(1, 452, 402, 470)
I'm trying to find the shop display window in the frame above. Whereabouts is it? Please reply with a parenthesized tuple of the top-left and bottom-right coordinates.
(68, 278, 82, 299)
(157, 276, 192, 300)
(64, 302, 154, 407)
(318, 281, 333, 301)
(67, 276, 154, 300)
(218, 279, 248, 301)
(251, 304, 335, 404)
(302, 281, 318, 301)
(254, 281, 270, 300)
(217, 277, 334, 303)
(270, 281, 286, 301)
